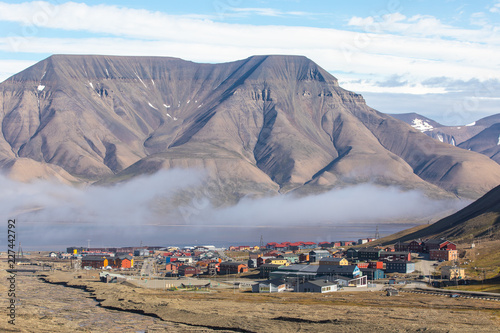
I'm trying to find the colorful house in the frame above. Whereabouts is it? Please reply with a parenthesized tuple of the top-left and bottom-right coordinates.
(82, 256, 109, 269)
(360, 268, 385, 280)
(113, 255, 134, 268)
(219, 262, 249, 274)
(319, 257, 348, 266)
(266, 258, 289, 266)
(309, 250, 330, 262)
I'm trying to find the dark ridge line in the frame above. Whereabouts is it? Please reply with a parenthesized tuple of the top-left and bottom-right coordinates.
(273, 316, 342, 324)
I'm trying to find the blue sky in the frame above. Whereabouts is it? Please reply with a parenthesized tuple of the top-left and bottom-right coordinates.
(0, 0, 499, 124)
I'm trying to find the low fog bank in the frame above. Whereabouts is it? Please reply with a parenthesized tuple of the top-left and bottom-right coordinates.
(186, 184, 467, 227)
(0, 169, 469, 249)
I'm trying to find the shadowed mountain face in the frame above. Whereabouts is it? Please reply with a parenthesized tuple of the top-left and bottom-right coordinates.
(388, 185, 500, 242)
(1, 55, 500, 200)
(458, 123, 500, 164)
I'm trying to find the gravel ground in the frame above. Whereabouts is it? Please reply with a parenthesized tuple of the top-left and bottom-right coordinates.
(1, 259, 499, 333)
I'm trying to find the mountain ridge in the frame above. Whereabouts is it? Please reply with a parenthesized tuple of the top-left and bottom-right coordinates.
(1, 54, 500, 201)
(392, 112, 500, 165)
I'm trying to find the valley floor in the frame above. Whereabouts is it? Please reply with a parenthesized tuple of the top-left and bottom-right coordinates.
(1, 264, 499, 333)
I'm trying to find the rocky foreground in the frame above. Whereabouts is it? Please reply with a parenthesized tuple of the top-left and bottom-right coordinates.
(2, 265, 499, 333)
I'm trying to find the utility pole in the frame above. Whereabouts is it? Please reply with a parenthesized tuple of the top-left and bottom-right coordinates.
(375, 226, 380, 240)
(17, 242, 24, 259)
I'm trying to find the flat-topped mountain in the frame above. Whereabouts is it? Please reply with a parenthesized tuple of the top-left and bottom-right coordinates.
(1, 55, 500, 200)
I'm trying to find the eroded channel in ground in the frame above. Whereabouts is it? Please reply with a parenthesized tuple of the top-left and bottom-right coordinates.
(8, 273, 215, 332)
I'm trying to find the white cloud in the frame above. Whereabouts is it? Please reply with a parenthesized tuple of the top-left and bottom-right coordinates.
(348, 11, 499, 42)
(0, 2, 499, 92)
(229, 7, 311, 17)
(339, 79, 446, 95)
(1, 169, 465, 247)
(0, 59, 38, 82)
(490, 1, 500, 13)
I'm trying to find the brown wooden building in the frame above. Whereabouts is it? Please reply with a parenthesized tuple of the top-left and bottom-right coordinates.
(219, 262, 248, 274)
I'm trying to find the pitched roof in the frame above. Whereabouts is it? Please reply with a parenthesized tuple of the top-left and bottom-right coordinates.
(310, 250, 329, 254)
(319, 257, 343, 262)
(358, 247, 382, 253)
(117, 254, 133, 260)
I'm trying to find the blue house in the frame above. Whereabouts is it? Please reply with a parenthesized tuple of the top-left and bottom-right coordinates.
(360, 268, 385, 280)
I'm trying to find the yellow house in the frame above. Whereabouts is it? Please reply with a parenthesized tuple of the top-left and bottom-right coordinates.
(441, 266, 465, 280)
(319, 257, 348, 266)
(267, 259, 289, 266)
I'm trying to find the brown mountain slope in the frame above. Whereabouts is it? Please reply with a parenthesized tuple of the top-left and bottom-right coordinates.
(459, 123, 500, 164)
(385, 185, 500, 243)
(1, 55, 500, 200)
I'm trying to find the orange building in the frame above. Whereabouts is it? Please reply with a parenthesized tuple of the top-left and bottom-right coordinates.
(113, 255, 134, 268)
(82, 256, 109, 269)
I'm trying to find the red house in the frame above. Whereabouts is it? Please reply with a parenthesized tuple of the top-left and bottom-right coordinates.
(408, 240, 423, 253)
(266, 242, 277, 249)
(178, 265, 200, 277)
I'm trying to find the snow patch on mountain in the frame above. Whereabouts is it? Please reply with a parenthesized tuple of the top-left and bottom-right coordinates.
(411, 118, 434, 132)
(466, 121, 476, 127)
(37, 85, 45, 91)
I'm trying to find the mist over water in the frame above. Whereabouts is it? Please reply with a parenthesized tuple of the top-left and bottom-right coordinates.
(0, 169, 468, 250)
